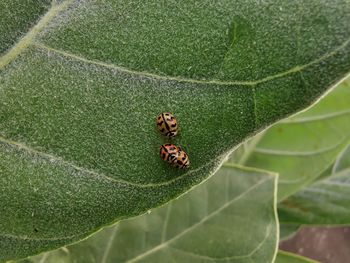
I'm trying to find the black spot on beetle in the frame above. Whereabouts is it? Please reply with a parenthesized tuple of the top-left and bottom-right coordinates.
(164, 121, 170, 130)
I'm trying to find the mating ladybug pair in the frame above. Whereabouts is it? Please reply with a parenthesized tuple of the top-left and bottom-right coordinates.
(157, 112, 190, 169)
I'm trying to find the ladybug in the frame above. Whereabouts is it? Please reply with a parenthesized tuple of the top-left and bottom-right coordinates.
(159, 144, 180, 164)
(172, 150, 190, 169)
(156, 112, 178, 137)
(159, 144, 190, 169)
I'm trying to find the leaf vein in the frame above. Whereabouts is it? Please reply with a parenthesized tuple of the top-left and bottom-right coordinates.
(163, 221, 272, 261)
(125, 177, 271, 263)
(0, 135, 215, 188)
(281, 109, 350, 123)
(101, 225, 119, 263)
(254, 139, 347, 157)
(161, 203, 173, 243)
(32, 35, 350, 87)
(0, 0, 74, 70)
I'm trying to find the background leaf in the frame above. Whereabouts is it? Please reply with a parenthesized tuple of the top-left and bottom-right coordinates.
(0, 0, 50, 55)
(18, 165, 278, 263)
(276, 251, 319, 263)
(1, 0, 350, 260)
(230, 79, 350, 201)
(279, 224, 301, 241)
(279, 145, 350, 225)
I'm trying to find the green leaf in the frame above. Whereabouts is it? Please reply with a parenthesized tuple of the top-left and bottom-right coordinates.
(280, 224, 301, 241)
(278, 144, 350, 225)
(276, 251, 319, 263)
(1, 0, 350, 259)
(18, 165, 278, 263)
(230, 79, 350, 201)
(0, 0, 51, 55)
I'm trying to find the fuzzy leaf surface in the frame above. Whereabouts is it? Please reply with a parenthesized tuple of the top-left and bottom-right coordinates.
(18, 166, 278, 263)
(1, 0, 350, 260)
